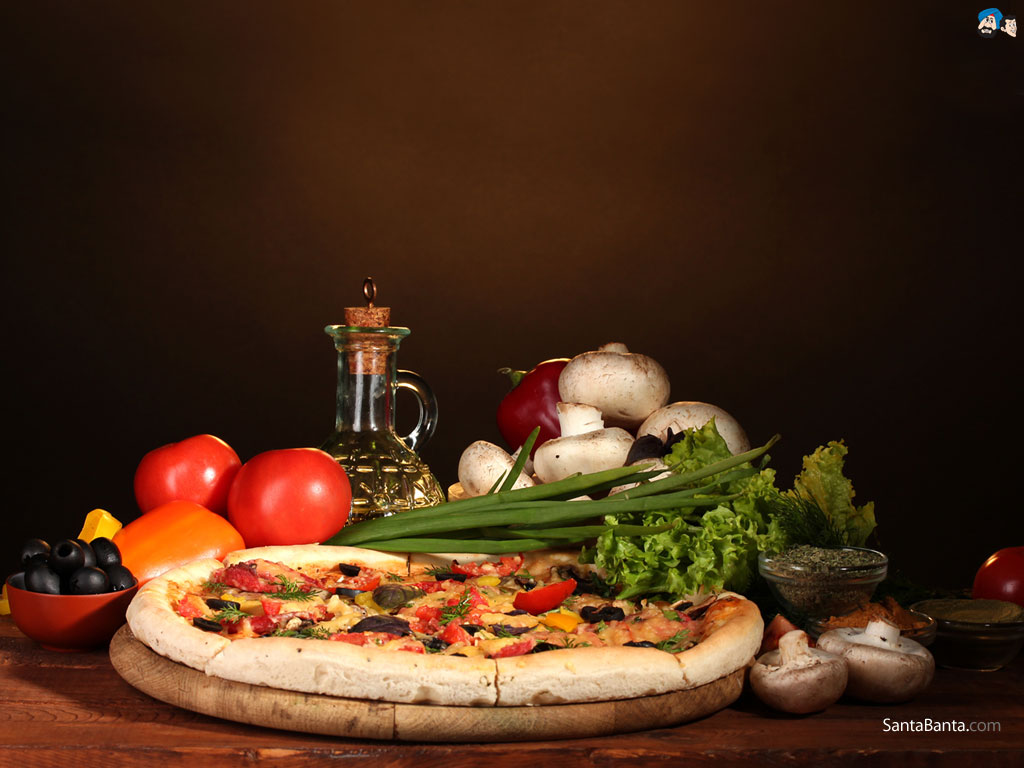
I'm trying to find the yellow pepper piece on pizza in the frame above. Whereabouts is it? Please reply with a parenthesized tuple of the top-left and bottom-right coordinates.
(540, 609, 582, 632)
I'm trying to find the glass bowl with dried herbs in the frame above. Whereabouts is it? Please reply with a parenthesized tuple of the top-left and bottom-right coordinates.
(758, 545, 888, 621)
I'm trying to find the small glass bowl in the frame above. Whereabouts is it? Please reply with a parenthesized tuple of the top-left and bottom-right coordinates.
(758, 547, 888, 620)
(911, 599, 1024, 671)
(807, 609, 937, 646)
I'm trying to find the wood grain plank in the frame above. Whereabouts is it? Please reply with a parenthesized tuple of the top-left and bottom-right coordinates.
(2, 617, 1022, 766)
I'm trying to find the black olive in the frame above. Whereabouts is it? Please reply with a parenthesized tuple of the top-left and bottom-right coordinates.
(422, 636, 448, 651)
(504, 609, 529, 616)
(624, 641, 656, 648)
(90, 537, 122, 569)
(20, 538, 51, 569)
(105, 564, 136, 592)
(193, 617, 224, 632)
(431, 572, 467, 582)
(24, 562, 61, 594)
(335, 586, 363, 598)
(514, 576, 536, 590)
(626, 434, 666, 465)
(205, 598, 241, 611)
(531, 642, 561, 653)
(673, 601, 693, 612)
(75, 539, 98, 568)
(348, 615, 412, 636)
(49, 539, 86, 576)
(69, 567, 110, 595)
(460, 624, 484, 635)
(338, 563, 361, 577)
(580, 605, 626, 623)
(24, 552, 50, 569)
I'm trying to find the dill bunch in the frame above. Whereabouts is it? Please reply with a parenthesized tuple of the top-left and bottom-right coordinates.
(768, 492, 849, 549)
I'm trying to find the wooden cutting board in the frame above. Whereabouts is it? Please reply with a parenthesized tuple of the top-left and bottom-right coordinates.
(109, 625, 745, 742)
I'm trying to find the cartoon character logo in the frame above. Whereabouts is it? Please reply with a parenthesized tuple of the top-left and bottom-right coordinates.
(978, 8, 1003, 36)
(1002, 15, 1017, 36)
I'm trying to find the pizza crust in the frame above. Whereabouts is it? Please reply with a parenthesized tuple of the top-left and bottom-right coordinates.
(673, 593, 763, 688)
(205, 636, 499, 706)
(495, 646, 688, 706)
(223, 544, 409, 574)
(126, 558, 230, 671)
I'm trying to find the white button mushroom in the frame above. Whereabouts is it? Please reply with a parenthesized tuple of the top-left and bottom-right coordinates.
(816, 619, 935, 703)
(609, 458, 672, 495)
(749, 629, 848, 714)
(638, 401, 751, 455)
(457, 441, 535, 498)
(558, 343, 671, 430)
(533, 402, 634, 484)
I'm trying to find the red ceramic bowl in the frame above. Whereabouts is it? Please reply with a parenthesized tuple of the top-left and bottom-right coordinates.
(5, 572, 139, 652)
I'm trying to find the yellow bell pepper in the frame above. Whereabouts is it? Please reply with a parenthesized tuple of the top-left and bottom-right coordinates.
(540, 609, 582, 632)
(222, 593, 263, 614)
(475, 575, 501, 587)
(0, 584, 9, 616)
(78, 509, 123, 542)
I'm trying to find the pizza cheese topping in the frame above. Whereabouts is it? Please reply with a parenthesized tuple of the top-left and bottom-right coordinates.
(171, 556, 705, 658)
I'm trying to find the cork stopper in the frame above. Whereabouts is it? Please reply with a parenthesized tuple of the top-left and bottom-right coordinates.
(344, 277, 391, 327)
(341, 277, 393, 375)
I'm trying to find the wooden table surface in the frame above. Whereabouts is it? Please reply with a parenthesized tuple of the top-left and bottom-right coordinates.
(1, 617, 1021, 767)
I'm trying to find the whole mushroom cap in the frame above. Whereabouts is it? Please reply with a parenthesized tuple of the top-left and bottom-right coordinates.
(817, 620, 934, 703)
(457, 441, 534, 497)
(533, 427, 634, 484)
(558, 343, 670, 430)
(749, 629, 848, 714)
(638, 402, 750, 456)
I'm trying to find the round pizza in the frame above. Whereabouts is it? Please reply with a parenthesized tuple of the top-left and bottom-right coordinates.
(125, 544, 763, 707)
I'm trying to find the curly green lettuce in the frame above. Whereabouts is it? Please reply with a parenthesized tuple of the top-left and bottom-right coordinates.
(583, 420, 784, 599)
(790, 440, 876, 546)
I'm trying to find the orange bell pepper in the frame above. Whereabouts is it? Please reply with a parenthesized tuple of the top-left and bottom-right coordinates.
(113, 500, 246, 585)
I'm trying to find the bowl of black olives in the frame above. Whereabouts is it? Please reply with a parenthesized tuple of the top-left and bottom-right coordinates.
(6, 536, 138, 651)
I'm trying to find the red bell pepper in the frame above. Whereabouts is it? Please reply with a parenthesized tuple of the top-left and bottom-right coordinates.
(496, 358, 569, 456)
(513, 578, 577, 615)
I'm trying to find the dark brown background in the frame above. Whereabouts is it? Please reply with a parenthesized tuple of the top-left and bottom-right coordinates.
(3, 2, 1021, 589)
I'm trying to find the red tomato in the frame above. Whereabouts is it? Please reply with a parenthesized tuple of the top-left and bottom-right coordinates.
(513, 578, 577, 615)
(972, 546, 1024, 607)
(759, 613, 801, 655)
(227, 448, 352, 548)
(134, 434, 241, 515)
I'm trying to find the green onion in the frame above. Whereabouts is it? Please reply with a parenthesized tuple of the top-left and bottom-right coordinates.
(323, 435, 779, 551)
(481, 520, 678, 540)
(497, 427, 539, 492)
(362, 537, 558, 554)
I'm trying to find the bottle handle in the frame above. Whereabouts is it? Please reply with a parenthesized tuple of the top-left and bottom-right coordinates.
(396, 370, 438, 451)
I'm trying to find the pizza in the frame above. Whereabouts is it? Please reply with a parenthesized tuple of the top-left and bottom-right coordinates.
(125, 544, 763, 707)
